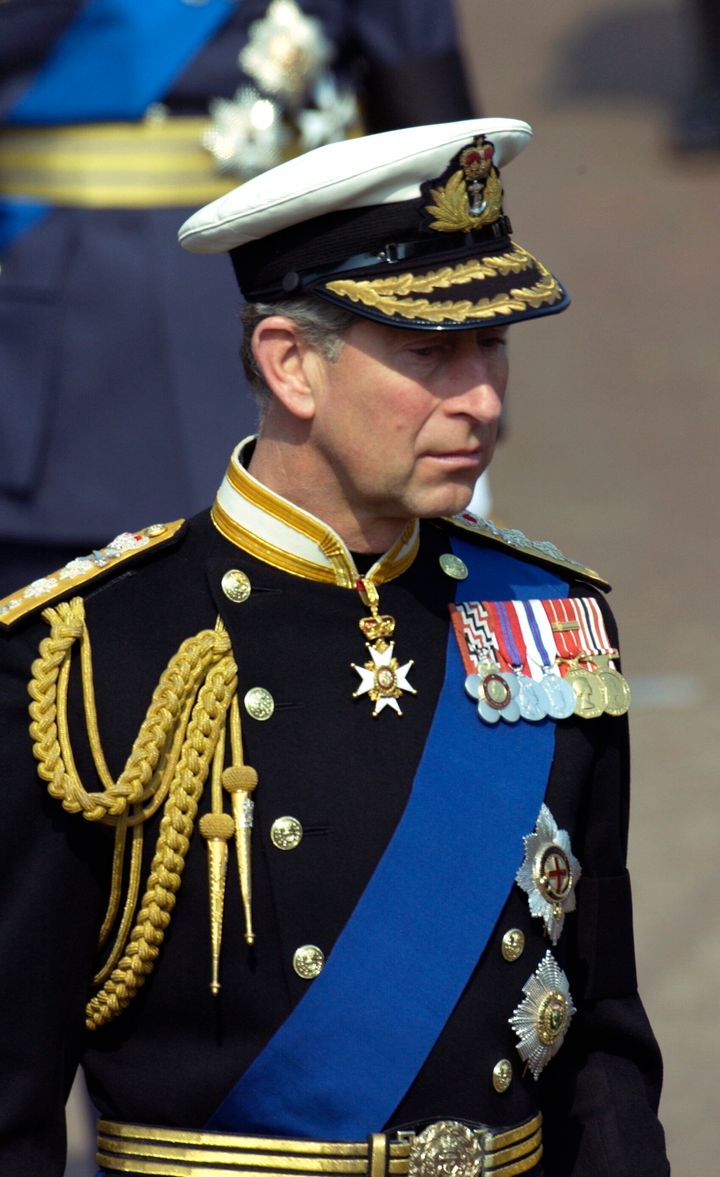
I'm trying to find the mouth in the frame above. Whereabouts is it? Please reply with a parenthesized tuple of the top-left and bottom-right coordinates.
(422, 448, 484, 469)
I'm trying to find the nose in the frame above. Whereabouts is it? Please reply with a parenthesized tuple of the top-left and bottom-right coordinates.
(446, 349, 507, 424)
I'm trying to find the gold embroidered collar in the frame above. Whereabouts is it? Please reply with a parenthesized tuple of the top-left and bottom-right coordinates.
(211, 438, 419, 590)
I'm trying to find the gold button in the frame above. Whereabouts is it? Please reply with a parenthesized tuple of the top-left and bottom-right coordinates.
(271, 816, 303, 850)
(244, 687, 274, 721)
(143, 523, 167, 538)
(439, 553, 468, 580)
(501, 928, 525, 962)
(222, 569, 251, 603)
(492, 1059, 513, 1093)
(293, 945, 324, 979)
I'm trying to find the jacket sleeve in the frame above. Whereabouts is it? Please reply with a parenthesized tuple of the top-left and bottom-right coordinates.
(539, 591, 670, 1176)
(0, 620, 109, 1176)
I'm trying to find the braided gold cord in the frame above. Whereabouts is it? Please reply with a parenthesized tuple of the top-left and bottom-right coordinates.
(85, 653, 238, 1029)
(28, 598, 231, 824)
(26, 597, 243, 1025)
(28, 599, 84, 808)
(94, 689, 196, 978)
(126, 689, 198, 825)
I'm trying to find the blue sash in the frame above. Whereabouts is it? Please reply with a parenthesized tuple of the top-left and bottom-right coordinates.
(2, 0, 232, 248)
(0, 203, 48, 253)
(209, 535, 568, 1138)
(8, 0, 232, 124)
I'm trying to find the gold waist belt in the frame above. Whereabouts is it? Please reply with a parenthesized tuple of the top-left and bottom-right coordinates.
(97, 1114, 543, 1177)
(0, 118, 236, 208)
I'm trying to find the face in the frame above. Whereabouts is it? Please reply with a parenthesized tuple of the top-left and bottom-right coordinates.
(303, 317, 508, 540)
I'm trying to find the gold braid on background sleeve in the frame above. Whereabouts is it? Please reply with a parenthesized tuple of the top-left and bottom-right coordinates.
(27, 597, 240, 1029)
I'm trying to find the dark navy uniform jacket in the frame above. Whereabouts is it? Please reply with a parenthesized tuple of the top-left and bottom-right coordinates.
(0, 495, 669, 1177)
(0, 0, 473, 582)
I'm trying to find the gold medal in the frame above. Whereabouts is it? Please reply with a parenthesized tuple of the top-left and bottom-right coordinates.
(559, 598, 631, 718)
(562, 658, 605, 720)
(594, 653, 631, 716)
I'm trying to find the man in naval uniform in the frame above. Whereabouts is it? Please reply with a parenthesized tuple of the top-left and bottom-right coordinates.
(0, 120, 669, 1176)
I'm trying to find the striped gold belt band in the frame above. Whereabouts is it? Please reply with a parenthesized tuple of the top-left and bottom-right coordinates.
(97, 1114, 543, 1177)
(0, 118, 236, 208)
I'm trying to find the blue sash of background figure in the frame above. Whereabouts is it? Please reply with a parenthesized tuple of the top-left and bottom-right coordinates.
(1, 0, 232, 251)
(209, 536, 569, 1139)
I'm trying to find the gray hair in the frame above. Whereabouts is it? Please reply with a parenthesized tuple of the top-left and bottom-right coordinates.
(240, 297, 357, 409)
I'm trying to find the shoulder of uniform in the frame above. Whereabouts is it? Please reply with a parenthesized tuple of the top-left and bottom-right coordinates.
(443, 512, 611, 591)
(0, 520, 187, 631)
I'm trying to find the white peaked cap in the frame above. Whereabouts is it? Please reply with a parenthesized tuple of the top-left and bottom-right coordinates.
(177, 118, 568, 331)
(178, 118, 532, 253)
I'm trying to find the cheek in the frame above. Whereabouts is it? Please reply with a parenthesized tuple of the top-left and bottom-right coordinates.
(495, 356, 510, 400)
(385, 384, 438, 431)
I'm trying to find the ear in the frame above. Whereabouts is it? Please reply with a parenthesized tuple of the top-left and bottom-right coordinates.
(251, 316, 319, 421)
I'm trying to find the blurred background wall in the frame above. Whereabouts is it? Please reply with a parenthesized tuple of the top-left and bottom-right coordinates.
(455, 1, 719, 1172)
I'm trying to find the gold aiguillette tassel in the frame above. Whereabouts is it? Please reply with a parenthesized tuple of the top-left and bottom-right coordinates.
(222, 764, 259, 945)
(198, 811, 235, 994)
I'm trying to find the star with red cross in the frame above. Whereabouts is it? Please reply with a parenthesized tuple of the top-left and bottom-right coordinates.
(516, 804, 582, 944)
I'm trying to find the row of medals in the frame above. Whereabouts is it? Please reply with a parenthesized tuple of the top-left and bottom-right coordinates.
(466, 652, 631, 722)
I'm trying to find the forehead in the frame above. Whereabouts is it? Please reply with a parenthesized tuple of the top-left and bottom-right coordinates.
(342, 318, 510, 350)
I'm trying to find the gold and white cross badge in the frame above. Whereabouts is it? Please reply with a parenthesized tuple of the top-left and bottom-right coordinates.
(351, 577, 416, 716)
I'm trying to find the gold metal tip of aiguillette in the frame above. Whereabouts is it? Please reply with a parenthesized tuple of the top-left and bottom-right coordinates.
(222, 766, 259, 946)
(199, 812, 235, 995)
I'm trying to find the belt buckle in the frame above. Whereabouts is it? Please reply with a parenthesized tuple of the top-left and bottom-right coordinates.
(403, 1121, 488, 1177)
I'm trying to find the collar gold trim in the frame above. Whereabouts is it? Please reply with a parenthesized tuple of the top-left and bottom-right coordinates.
(213, 441, 419, 589)
(212, 499, 340, 584)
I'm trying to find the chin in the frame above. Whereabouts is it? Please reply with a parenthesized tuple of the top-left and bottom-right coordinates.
(413, 484, 476, 521)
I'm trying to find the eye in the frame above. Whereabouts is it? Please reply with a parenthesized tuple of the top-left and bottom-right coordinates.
(408, 339, 450, 360)
(476, 331, 508, 352)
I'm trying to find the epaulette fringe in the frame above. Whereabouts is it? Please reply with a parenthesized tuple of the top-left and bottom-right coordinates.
(447, 512, 610, 590)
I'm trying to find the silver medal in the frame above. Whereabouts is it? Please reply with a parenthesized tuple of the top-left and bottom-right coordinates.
(538, 670, 576, 720)
(513, 673, 548, 722)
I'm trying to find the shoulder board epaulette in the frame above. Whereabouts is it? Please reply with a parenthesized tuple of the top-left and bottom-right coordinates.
(445, 512, 610, 590)
(0, 520, 186, 630)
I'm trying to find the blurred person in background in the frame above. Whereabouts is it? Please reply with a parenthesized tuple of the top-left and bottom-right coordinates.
(0, 0, 477, 597)
(674, 0, 720, 148)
